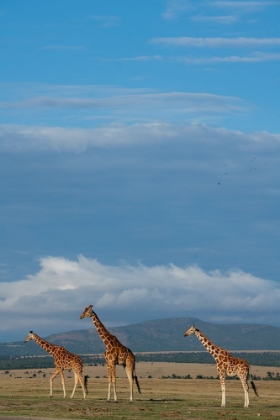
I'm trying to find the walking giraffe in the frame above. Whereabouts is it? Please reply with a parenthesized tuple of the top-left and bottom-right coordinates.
(184, 325, 258, 407)
(80, 305, 141, 402)
(24, 331, 88, 399)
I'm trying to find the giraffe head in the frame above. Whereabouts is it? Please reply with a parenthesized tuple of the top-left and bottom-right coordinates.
(184, 325, 198, 337)
(80, 305, 93, 319)
(24, 331, 35, 342)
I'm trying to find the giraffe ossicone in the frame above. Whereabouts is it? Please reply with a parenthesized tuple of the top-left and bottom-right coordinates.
(80, 305, 141, 402)
(24, 331, 88, 399)
(184, 325, 258, 407)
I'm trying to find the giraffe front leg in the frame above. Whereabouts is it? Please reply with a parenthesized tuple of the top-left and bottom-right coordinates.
(106, 364, 111, 401)
(107, 363, 117, 402)
(112, 382, 117, 402)
(112, 365, 117, 402)
(107, 382, 111, 402)
(219, 374, 226, 407)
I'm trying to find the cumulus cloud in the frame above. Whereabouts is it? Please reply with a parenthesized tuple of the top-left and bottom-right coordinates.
(1, 255, 280, 337)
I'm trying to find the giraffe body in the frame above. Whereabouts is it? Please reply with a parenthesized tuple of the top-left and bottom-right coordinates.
(184, 325, 258, 407)
(80, 305, 141, 402)
(24, 331, 87, 399)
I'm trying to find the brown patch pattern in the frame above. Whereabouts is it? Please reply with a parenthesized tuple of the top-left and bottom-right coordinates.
(184, 325, 258, 407)
(80, 305, 141, 402)
(24, 331, 87, 399)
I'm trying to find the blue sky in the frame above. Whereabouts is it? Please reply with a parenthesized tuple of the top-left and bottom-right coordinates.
(1, 0, 280, 342)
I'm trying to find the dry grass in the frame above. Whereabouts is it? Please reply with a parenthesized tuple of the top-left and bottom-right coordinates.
(1, 363, 280, 420)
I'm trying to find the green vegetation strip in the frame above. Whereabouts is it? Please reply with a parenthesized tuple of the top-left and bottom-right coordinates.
(1, 351, 280, 370)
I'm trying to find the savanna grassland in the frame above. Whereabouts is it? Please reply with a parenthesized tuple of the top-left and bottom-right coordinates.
(1, 363, 280, 420)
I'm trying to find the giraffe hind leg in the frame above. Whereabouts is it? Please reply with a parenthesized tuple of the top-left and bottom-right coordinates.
(59, 370, 66, 399)
(241, 376, 249, 407)
(49, 368, 60, 398)
(78, 372, 86, 399)
(125, 353, 139, 402)
(70, 373, 78, 399)
(125, 365, 134, 402)
(70, 369, 87, 399)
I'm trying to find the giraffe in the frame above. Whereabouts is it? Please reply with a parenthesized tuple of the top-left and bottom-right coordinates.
(24, 331, 88, 399)
(184, 325, 258, 407)
(80, 305, 141, 402)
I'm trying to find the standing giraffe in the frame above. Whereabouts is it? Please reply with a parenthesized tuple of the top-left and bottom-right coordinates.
(80, 305, 141, 402)
(24, 331, 88, 399)
(184, 325, 258, 407)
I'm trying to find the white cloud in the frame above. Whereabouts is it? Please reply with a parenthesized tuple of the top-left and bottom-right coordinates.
(162, 0, 194, 20)
(104, 55, 163, 62)
(213, 1, 279, 13)
(151, 37, 280, 48)
(180, 52, 280, 64)
(1, 91, 242, 111)
(191, 15, 238, 24)
(89, 14, 119, 27)
(1, 255, 280, 336)
(43, 46, 85, 51)
(162, 0, 279, 22)
(1, 122, 280, 153)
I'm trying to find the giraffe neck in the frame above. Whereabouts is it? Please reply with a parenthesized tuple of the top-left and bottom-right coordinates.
(32, 333, 56, 356)
(195, 329, 221, 361)
(90, 311, 112, 344)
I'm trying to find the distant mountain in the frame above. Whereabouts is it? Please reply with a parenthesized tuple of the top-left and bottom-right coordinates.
(1, 317, 280, 356)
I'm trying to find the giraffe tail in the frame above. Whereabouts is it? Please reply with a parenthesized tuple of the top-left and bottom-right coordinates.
(251, 381, 259, 397)
(134, 373, 141, 394)
(132, 359, 141, 394)
(84, 375, 89, 395)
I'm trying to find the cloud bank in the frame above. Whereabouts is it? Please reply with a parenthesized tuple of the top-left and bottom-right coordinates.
(0, 122, 279, 153)
(1, 255, 280, 339)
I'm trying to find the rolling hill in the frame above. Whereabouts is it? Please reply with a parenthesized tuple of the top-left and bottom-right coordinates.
(1, 317, 280, 356)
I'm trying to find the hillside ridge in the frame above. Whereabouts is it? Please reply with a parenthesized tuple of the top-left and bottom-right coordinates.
(1, 317, 280, 356)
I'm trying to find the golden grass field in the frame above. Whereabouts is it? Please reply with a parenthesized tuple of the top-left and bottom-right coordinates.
(1, 362, 280, 420)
